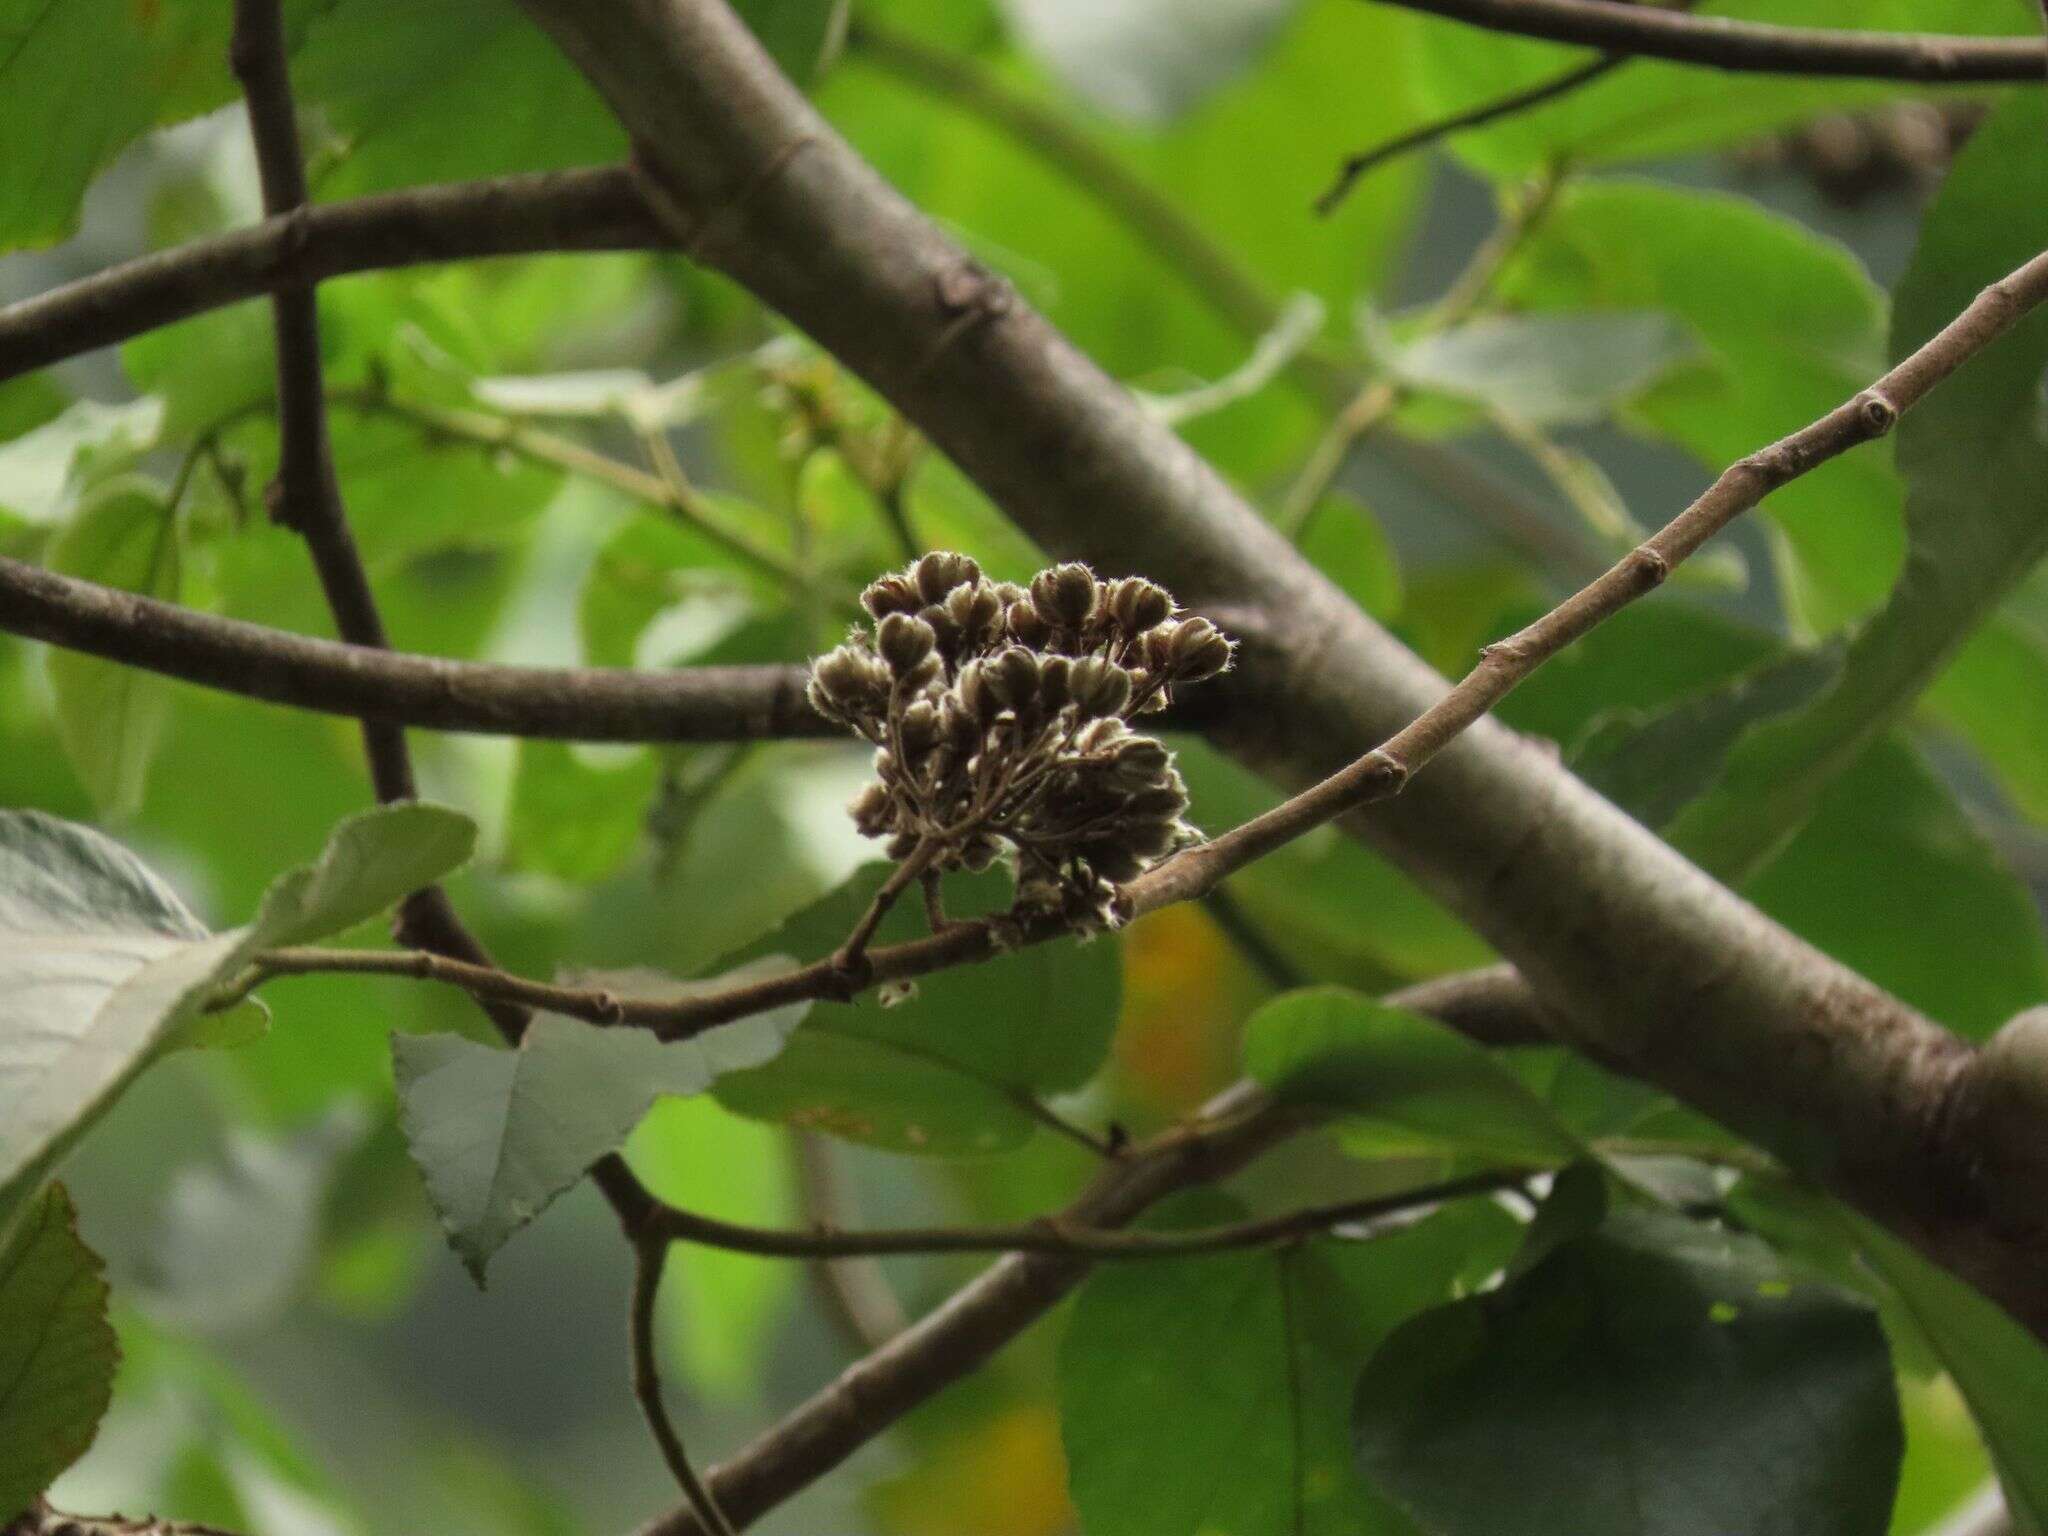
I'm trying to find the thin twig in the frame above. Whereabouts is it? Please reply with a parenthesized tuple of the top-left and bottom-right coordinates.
(791, 1131, 908, 1354)
(1371, 0, 2047, 81)
(647, 1168, 1523, 1261)
(632, 1231, 739, 1536)
(1318, 55, 1622, 214)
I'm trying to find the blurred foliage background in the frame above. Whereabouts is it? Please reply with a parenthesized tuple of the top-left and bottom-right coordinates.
(3, 0, 2047, 1532)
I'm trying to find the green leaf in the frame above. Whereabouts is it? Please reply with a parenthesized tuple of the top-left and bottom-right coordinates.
(712, 864, 1121, 1154)
(1382, 311, 1693, 429)
(0, 804, 475, 1232)
(1663, 95, 2048, 880)
(1001, 0, 1305, 122)
(1844, 1217, 2048, 1535)
(243, 802, 476, 950)
(505, 742, 659, 884)
(293, 0, 624, 198)
(1243, 987, 1579, 1164)
(0, 1185, 118, 1521)
(1354, 1201, 1902, 1536)
(1059, 1197, 1519, 1536)
(1739, 738, 2048, 1039)
(0, 0, 231, 251)
(393, 960, 808, 1281)
(1926, 616, 2048, 826)
(45, 481, 183, 819)
(1498, 179, 1897, 632)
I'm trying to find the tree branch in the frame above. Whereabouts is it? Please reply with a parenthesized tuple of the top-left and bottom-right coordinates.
(0, 556, 826, 741)
(1370, 0, 2046, 82)
(514, 0, 2048, 1340)
(647, 1168, 1521, 1260)
(632, 1231, 739, 1536)
(0, 168, 653, 380)
(1316, 55, 1623, 214)
(227, 0, 663, 1238)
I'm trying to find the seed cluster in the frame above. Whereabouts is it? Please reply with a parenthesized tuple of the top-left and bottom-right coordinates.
(808, 553, 1234, 930)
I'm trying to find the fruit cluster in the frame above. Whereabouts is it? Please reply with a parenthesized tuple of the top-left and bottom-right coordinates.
(808, 553, 1234, 929)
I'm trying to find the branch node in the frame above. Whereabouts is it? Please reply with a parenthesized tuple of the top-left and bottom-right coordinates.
(1626, 544, 1670, 589)
(1855, 389, 1899, 436)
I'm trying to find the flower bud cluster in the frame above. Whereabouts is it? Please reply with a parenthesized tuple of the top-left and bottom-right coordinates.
(807, 552, 1234, 929)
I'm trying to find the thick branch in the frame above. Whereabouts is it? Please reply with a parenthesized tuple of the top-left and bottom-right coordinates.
(1373, 0, 2046, 82)
(515, 0, 2048, 1342)
(0, 168, 653, 379)
(0, 556, 825, 741)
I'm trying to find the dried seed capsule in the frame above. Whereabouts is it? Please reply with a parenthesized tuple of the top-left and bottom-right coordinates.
(1079, 839, 1145, 883)
(808, 644, 891, 719)
(1139, 622, 1179, 672)
(1074, 717, 1130, 753)
(959, 833, 1003, 872)
(919, 603, 963, 658)
(861, 573, 921, 619)
(1123, 783, 1188, 821)
(885, 830, 921, 860)
(1067, 656, 1133, 718)
(1105, 576, 1173, 635)
(988, 646, 1042, 708)
(944, 581, 1004, 650)
(897, 699, 941, 757)
(1122, 818, 1182, 859)
(1168, 616, 1234, 680)
(958, 659, 1004, 726)
(847, 781, 894, 836)
(1006, 599, 1052, 649)
(1030, 562, 1099, 628)
(900, 654, 943, 693)
(939, 696, 982, 752)
(1107, 737, 1172, 781)
(876, 612, 938, 674)
(1037, 654, 1073, 710)
(914, 550, 982, 604)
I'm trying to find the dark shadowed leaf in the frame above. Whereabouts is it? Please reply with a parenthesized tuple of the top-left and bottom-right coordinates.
(1243, 987, 1578, 1164)
(1354, 1201, 1901, 1536)
(1059, 1196, 1519, 1536)
(712, 864, 1121, 1153)
(0, 1185, 118, 1521)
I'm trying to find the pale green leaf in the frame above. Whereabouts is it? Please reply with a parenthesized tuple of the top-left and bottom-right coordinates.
(394, 959, 808, 1281)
